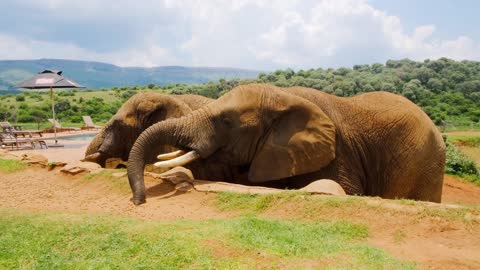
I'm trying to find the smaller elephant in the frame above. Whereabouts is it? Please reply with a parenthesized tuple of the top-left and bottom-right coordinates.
(84, 92, 213, 167)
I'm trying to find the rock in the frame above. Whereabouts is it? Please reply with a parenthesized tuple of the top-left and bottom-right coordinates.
(47, 161, 67, 171)
(61, 161, 102, 175)
(112, 171, 127, 178)
(175, 182, 194, 192)
(155, 166, 194, 184)
(21, 154, 48, 167)
(105, 158, 127, 169)
(192, 180, 282, 194)
(299, 179, 346, 196)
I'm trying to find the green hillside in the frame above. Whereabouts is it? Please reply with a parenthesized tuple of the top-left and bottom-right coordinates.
(0, 59, 261, 92)
(1, 57, 480, 130)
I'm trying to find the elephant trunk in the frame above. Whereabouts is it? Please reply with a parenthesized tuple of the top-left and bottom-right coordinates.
(127, 111, 210, 205)
(83, 130, 109, 166)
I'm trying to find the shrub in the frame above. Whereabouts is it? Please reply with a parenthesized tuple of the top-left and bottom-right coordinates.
(445, 142, 479, 176)
(15, 95, 25, 102)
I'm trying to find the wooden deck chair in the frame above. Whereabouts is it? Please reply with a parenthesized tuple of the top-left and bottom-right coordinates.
(81, 116, 102, 130)
(0, 133, 47, 150)
(0, 121, 21, 133)
(47, 119, 80, 132)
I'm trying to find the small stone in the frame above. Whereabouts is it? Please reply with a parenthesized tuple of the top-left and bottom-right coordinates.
(67, 168, 84, 175)
(61, 161, 102, 175)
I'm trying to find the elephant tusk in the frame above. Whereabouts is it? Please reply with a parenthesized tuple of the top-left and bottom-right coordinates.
(154, 150, 200, 168)
(157, 150, 186, 160)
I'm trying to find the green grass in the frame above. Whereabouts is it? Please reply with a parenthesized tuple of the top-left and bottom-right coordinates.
(448, 135, 480, 147)
(0, 209, 416, 269)
(0, 159, 27, 173)
(440, 125, 480, 132)
(216, 192, 360, 214)
(216, 191, 311, 213)
(215, 192, 480, 223)
(15, 122, 86, 131)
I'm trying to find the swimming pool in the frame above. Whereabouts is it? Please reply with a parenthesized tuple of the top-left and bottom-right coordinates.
(58, 133, 97, 141)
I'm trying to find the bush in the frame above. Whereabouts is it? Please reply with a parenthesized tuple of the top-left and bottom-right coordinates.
(15, 95, 25, 102)
(445, 142, 479, 176)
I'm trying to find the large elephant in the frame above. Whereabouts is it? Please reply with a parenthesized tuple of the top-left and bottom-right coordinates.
(128, 84, 446, 205)
(84, 92, 213, 167)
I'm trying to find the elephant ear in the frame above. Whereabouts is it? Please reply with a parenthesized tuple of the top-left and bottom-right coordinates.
(249, 93, 336, 183)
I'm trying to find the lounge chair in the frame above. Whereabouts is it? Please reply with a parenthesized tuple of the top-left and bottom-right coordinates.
(0, 121, 22, 133)
(0, 133, 47, 150)
(1, 121, 43, 138)
(81, 116, 102, 130)
(47, 119, 81, 133)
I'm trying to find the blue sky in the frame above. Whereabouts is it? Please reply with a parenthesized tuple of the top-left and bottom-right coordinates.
(0, 0, 478, 70)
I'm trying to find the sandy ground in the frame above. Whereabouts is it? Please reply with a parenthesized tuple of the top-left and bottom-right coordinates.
(1, 135, 480, 269)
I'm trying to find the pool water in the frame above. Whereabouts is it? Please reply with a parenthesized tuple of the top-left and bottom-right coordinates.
(59, 133, 97, 141)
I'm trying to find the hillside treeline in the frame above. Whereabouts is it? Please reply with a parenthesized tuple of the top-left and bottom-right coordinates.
(178, 58, 480, 126)
(1, 58, 479, 126)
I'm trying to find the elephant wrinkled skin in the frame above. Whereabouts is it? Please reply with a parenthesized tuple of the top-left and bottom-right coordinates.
(128, 84, 446, 205)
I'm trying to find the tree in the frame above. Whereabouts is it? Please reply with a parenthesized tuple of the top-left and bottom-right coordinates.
(427, 78, 444, 93)
(30, 108, 49, 130)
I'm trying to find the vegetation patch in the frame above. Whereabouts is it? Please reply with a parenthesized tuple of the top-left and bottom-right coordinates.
(0, 209, 415, 269)
(215, 192, 480, 224)
(445, 141, 480, 185)
(0, 159, 27, 173)
(216, 191, 310, 213)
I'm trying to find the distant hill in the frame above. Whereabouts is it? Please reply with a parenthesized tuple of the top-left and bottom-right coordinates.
(0, 59, 261, 92)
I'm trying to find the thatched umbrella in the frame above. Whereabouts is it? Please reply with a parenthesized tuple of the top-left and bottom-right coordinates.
(15, 70, 85, 146)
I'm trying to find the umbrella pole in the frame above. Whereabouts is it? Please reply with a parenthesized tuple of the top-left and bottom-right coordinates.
(51, 87, 57, 143)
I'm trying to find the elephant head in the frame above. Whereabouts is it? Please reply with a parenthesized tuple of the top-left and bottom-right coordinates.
(127, 84, 336, 204)
(84, 92, 213, 167)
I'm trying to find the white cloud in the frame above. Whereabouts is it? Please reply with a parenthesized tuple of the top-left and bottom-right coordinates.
(0, 0, 479, 69)
(0, 33, 178, 67)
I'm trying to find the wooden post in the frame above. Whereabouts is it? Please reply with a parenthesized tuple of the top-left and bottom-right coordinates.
(51, 87, 57, 143)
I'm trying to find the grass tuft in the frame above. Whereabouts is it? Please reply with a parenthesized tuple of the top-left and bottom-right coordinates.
(0, 159, 27, 173)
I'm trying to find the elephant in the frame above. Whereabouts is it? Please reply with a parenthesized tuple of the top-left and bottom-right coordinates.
(127, 83, 446, 205)
(84, 92, 213, 167)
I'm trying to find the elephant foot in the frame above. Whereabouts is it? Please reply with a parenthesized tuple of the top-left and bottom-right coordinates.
(130, 196, 146, 205)
(299, 179, 346, 196)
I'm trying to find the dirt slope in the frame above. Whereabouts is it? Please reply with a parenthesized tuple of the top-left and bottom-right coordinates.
(1, 168, 480, 269)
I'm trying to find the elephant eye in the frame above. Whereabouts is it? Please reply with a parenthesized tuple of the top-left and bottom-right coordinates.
(222, 117, 233, 128)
